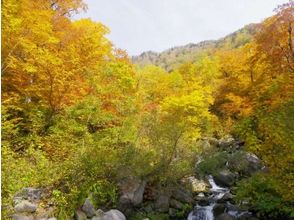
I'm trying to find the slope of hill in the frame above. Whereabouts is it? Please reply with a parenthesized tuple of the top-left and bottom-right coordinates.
(132, 23, 258, 71)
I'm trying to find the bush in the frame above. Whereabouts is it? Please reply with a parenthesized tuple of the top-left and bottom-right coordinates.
(235, 173, 294, 219)
(196, 151, 229, 177)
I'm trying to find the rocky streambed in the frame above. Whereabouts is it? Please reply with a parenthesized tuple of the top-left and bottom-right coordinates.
(188, 175, 256, 220)
(8, 136, 265, 220)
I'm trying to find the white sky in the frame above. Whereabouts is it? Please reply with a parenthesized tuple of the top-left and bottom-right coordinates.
(75, 0, 289, 55)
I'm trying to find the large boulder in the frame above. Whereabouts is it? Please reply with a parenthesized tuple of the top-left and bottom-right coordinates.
(101, 209, 126, 220)
(228, 152, 262, 177)
(14, 188, 42, 204)
(172, 187, 193, 203)
(82, 198, 96, 218)
(218, 192, 234, 203)
(183, 176, 209, 193)
(213, 170, 236, 187)
(243, 153, 262, 176)
(213, 204, 226, 217)
(15, 200, 37, 213)
(118, 177, 146, 211)
(216, 213, 236, 220)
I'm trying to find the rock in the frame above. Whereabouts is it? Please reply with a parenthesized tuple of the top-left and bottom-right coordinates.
(225, 203, 248, 213)
(228, 152, 262, 177)
(197, 197, 210, 206)
(169, 199, 183, 209)
(12, 214, 34, 220)
(95, 209, 104, 217)
(243, 153, 262, 176)
(213, 170, 236, 187)
(235, 211, 254, 220)
(219, 192, 234, 203)
(213, 204, 226, 217)
(14, 188, 42, 203)
(184, 176, 209, 193)
(172, 187, 193, 203)
(118, 177, 146, 211)
(75, 209, 87, 220)
(217, 136, 235, 149)
(92, 217, 102, 220)
(82, 198, 96, 218)
(196, 192, 205, 198)
(216, 213, 236, 220)
(48, 218, 57, 220)
(155, 194, 170, 212)
(15, 200, 37, 213)
(101, 209, 126, 220)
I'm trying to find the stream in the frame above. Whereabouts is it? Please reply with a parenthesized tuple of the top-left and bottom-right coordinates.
(187, 175, 251, 220)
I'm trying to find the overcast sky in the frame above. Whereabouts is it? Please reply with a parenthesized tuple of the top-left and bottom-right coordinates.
(75, 0, 288, 55)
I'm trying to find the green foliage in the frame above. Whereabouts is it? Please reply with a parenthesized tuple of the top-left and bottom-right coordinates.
(89, 180, 118, 208)
(174, 203, 193, 218)
(236, 173, 294, 218)
(196, 152, 228, 177)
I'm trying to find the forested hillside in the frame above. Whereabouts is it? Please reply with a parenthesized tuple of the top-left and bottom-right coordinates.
(2, 1, 294, 220)
(132, 24, 257, 71)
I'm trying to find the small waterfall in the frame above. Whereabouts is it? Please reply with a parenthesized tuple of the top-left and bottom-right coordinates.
(187, 176, 229, 220)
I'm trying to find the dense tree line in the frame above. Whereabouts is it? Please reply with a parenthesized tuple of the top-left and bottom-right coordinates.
(2, 0, 293, 219)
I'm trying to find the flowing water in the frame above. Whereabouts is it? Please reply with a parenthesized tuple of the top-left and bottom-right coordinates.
(187, 175, 229, 220)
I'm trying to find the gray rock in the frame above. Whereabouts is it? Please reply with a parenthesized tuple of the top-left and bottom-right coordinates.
(118, 177, 146, 211)
(14, 188, 42, 203)
(92, 217, 102, 220)
(82, 198, 96, 217)
(12, 214, 34, 220)
(15, 200, 37, 213)
(101, 209, 126, 220)
(169, 199, 183, 209)
(155, 194, 170, 212)
(95, 209, 104, 217)
(213, 204, 226, 217)
(235, 211, 253, 220)
(216, 213, 236, 220)
(213, 170, 236, 187)
(197, 197, 210, 206)
(172, 187, 193, 203)
(244, 153, 262, 176)
(218, 136, 235, 149)
(228, 152, 262, 177)
(219, 192, 234, 203)
(75, 209, 87, 220)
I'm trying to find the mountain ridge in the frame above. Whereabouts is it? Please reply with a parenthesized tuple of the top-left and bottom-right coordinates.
(132, 23, 258, 71)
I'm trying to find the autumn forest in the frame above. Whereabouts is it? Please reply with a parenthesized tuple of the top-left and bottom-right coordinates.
(1, 1, 294, 220)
